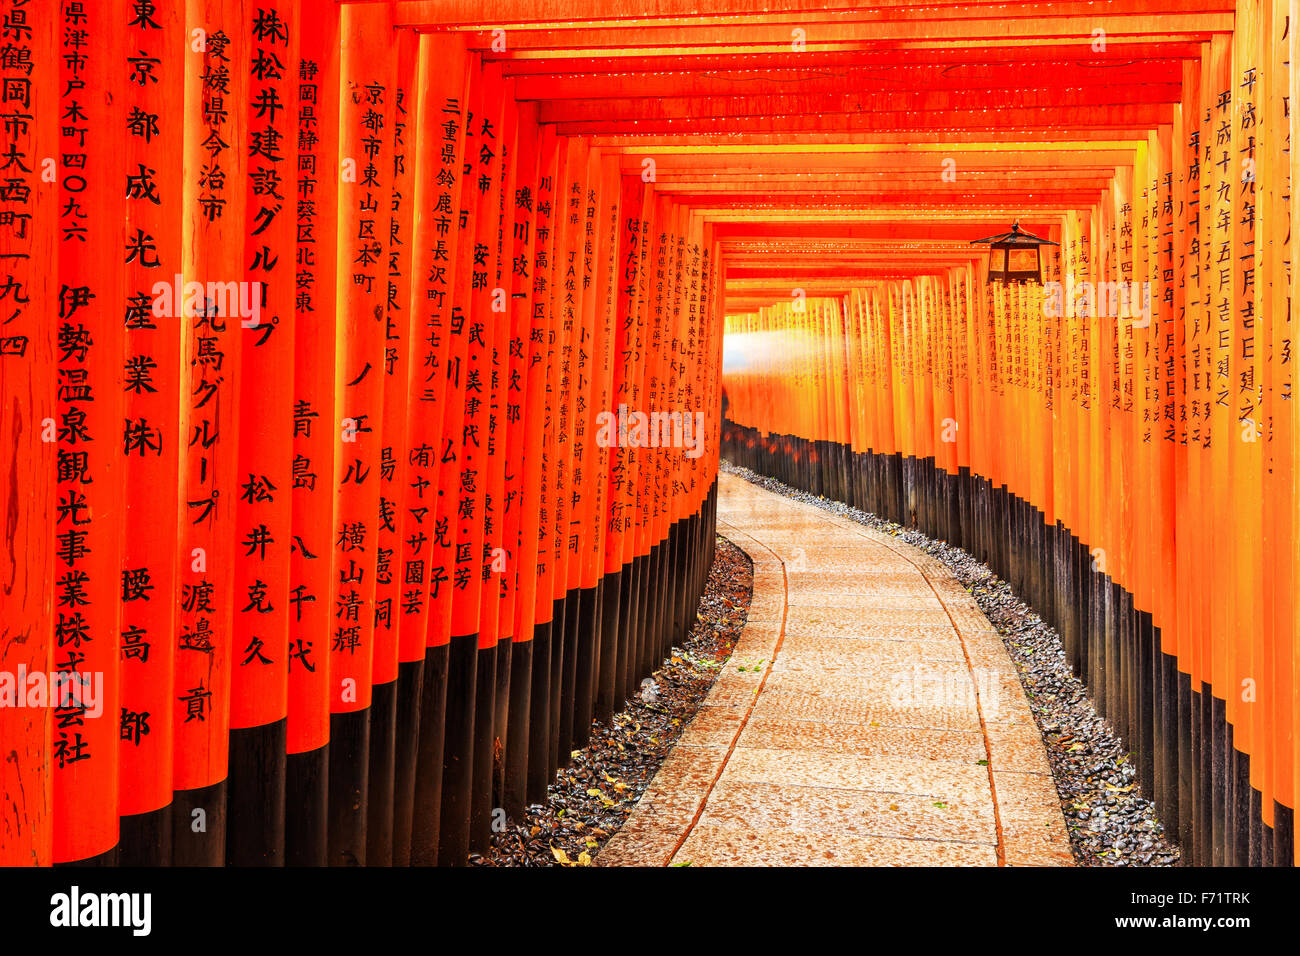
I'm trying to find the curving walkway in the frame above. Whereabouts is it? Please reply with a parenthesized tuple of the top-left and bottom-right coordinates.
(597, 472, 1074, 867)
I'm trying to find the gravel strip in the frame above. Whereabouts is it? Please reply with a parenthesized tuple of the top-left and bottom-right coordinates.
(471, 535, 753, 866)
(719, 459, 1180, 867)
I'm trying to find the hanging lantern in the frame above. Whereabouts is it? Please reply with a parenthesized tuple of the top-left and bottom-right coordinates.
(970, 220, 1058, 284)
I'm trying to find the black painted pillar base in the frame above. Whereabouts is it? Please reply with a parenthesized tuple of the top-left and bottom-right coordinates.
(557, 589, 581, 763)
(548, 593, 569, 782)
(392, 658, 425, 866)
(365, 679, 398, 866)
(573, 582, 601, 750)
(596, 566, 624, 724)
(618, 560, 639, 710)
(227, 718, 287, 865)
(53, 844, 120, 867)
(492, 637, 513, 821)
(634, 553, 653, 689)
(504, 637, 533, 817)
(469, 642, 498, 854)
(286, 743, 328, 866)
(170, 779, 226, 866)
(410, 642, 449, 866)
(117, 803, 172, 866)
(327, 708, 370, 866)
(525, 619, 553, 806)
(438, 631, 479, 867)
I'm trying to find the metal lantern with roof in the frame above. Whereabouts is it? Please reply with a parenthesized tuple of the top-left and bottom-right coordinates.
(970, 220, 1058, 283)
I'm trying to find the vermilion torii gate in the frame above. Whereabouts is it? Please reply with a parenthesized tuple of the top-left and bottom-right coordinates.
(0, 0, 1296, 869)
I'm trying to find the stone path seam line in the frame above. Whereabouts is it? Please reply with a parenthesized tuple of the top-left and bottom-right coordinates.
(837, 521, 1008, 866)
(663, 519, 790, 865)
(595, 473, 1072, 867)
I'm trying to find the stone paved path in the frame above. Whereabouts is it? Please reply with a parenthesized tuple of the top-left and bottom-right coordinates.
(596, 472, 1074, 867)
